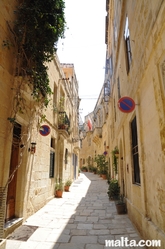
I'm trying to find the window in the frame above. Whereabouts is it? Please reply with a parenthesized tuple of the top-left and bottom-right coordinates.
(72, 153, 78, 167)
(104, 80, 110, 102)
(131, 116, 140, 184)
(105, 58, 109, 74)
(49, 151, 55, 178)
(109, 55, 113, 77)
(114, 99, 116, 122)
(124, 16, 132, 73)
(53, 85, 58, 112)
(161, 60, 165, 93)
(117, 77, 121, 99)
(65, 148, 68, 164)
(49, 138, 55, 178)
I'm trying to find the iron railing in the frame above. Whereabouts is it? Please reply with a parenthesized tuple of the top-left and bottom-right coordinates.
(58, 112, 70, 133)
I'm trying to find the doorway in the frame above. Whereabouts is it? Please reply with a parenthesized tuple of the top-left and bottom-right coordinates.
(119, 140, 125, 196)
(5, 123, 21, 221)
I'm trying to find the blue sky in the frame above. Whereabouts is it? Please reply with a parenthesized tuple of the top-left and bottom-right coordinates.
(57, 0, 106, 120)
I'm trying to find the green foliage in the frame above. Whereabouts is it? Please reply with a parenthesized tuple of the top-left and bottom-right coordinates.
(64, 179, 72, 186)
(81, 166, 88, 172)
(55, 178, 64, 191)
(93, 167, 97, 173)
(112, 146, 119, 174)
(94, 154, 108, 174)
(88, 165, 94, 172)
(115, 194, 125, 204)
(107, 178, 120, 199)
(58, 96, 65, 111)
(13, 0, 66, 106)
(113, 146, 119, 154)
(7, 117, 16, 123)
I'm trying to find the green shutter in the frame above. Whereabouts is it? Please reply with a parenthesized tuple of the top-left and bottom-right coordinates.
(49, 151, 55, 178)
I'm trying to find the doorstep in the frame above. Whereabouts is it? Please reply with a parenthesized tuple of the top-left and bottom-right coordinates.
(4, 218, 23, 238)
(0, 239, 6, 249)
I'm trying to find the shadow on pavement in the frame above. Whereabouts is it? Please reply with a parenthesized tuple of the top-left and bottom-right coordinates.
(6, 172, 144, 249)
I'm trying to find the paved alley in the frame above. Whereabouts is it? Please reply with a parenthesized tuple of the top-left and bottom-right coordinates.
(6, 173, 144, 249)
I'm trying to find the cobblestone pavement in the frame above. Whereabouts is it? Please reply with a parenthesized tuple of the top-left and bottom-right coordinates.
(6, 173, 145, 249)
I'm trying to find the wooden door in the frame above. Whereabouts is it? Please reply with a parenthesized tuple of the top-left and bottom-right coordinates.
(6, 124, 21, 221)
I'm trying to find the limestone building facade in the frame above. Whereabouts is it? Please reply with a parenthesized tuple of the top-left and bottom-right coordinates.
(80, 87, 110, 172)
(105, 0, 165, 245)
(80, 0, 165, 246)
(0, 1, 80, 238)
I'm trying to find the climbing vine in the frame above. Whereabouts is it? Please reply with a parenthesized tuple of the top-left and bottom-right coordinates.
(1, 0, 66, 191)
(4, 0, 66, 122)
(112, 146, 119, 174)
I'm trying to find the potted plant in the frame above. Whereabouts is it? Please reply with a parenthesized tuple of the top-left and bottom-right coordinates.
(114, 146, 119, 155)
(58, 112, 66, 129)
(55, 179, 64, 198)
(107, 178, 120, 200)
(112, 146, 119, 174)
(64, 179, 72, 192)
(115, 195, 127, 214)
(81, 166, 88, 172)
(89, 165, 94, 172)
(94, 154, 108, 179)
(93, 167, 97, 174)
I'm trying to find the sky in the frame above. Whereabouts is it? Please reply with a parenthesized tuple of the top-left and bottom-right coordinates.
(57, 0, 106, 121)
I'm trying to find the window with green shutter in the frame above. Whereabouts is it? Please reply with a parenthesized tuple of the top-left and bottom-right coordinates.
(49, 137, 55, 178)
(49, 151, 55, 178)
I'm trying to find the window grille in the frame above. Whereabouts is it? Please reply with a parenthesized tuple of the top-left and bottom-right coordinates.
(124, 16, 132, 73)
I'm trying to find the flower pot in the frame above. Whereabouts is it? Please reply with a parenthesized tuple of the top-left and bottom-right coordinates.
(55, 190, 63, 198)
(115, 203, 127, 214)
(102, 174, 107, 180)
(64, 186, 70, 192)
(109, 195, 119, 201)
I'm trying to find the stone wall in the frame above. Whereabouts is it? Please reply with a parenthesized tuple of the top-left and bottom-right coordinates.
(0, 1, 80, 237)
(107, 0, 165, 246)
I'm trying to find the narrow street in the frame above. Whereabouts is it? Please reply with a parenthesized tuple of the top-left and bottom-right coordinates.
(5, 172, 144, 249)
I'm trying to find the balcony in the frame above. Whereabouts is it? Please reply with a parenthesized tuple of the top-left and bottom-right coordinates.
(58, 112, 70, 135)
(92, 127, 102, 144)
